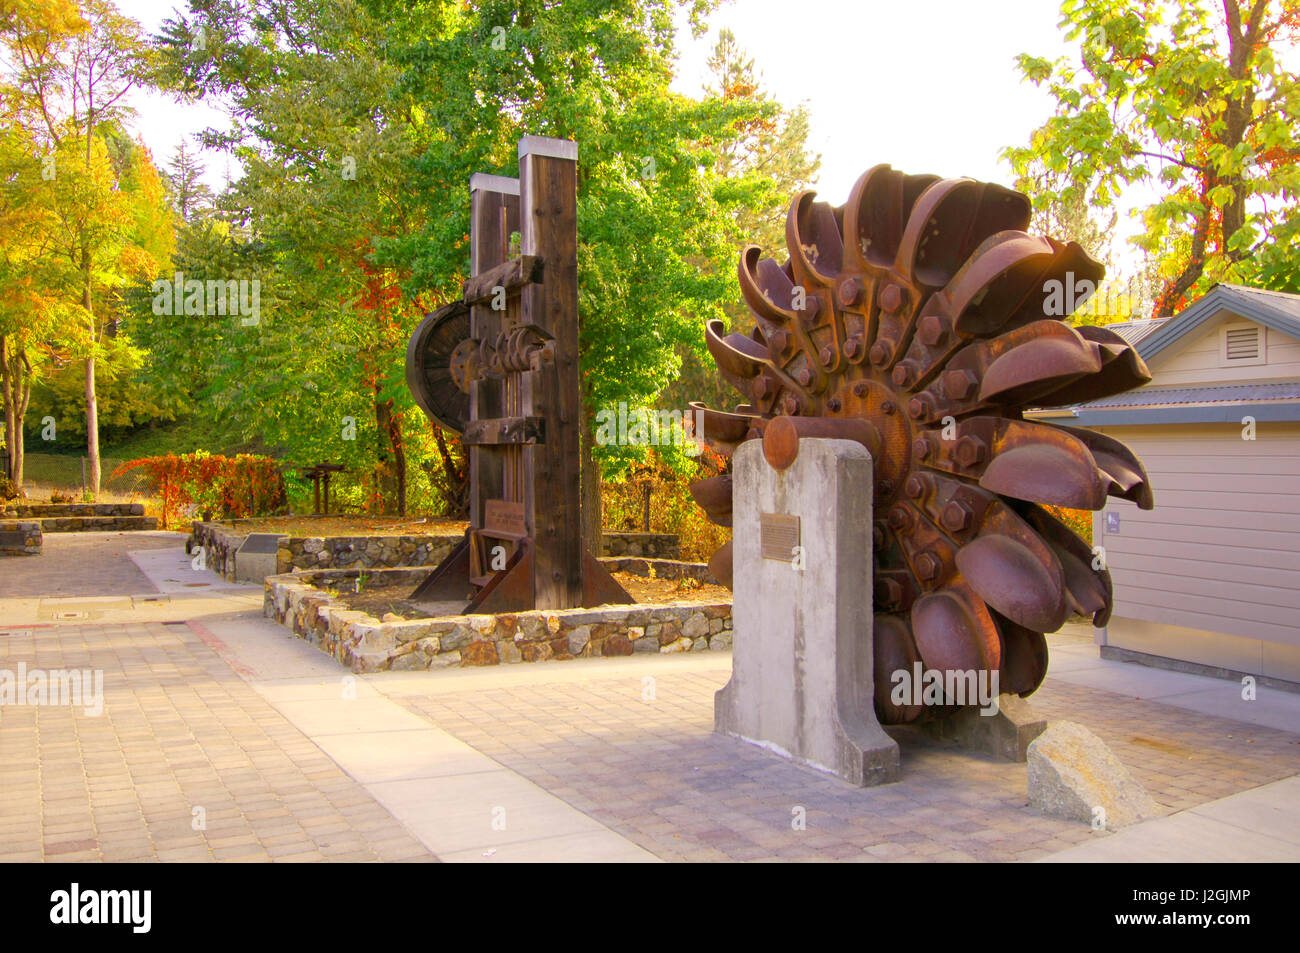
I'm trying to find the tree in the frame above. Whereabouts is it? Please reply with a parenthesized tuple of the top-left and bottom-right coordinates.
(152, 0, 433, 515)
(0, 100, 51, 490)
(1004, 0, 1300, 315)
(704, 28, 821, 256)
(1, 0, 168, 495)
(150, 0, 789, 537)
(165, 141, 213, 222)
(663, 27, 820, 419)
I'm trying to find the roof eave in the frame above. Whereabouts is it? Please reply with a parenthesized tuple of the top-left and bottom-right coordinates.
(1138, 284, 1300, 362)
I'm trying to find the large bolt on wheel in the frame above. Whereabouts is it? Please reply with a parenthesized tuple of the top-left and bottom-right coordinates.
(689, 164, 1155, 725)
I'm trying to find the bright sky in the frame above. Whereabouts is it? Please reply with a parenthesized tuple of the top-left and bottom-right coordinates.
(671, 0, 1076, 201)
(118, 0, 1147, 271)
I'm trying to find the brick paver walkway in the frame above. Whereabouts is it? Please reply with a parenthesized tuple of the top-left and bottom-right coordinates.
(0, 532, 177, 599)
(393, 666, 1300, 863)
(3, 532, 1297, 863)
(0, 621, 435, 862)
(1031, 681, 1300, 812)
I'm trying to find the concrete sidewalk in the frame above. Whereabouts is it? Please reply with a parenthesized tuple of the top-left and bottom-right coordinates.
(194, 613, 657, 862)
(1041, 775, 1300, 862)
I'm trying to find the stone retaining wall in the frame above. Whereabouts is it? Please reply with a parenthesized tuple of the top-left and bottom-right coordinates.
(600, 532, 680, 559)
(192, 522, 245, 579)
(2, 502, 144, 517)
(193, 521, 462, 582)
(601, 556, 716, 583)
(0, 502, 155, 533)
(0, 520, 42, 556)
(263, 566, 733, 673)
(35, 515, 157, 532)
(196, 522, 690, 582)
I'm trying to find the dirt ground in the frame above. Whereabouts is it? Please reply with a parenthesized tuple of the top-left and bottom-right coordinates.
(610, 572, 731, 604)
(219, 516, 468, 537)
(333, 588, 440, 620)
(330, 570, 730, 621)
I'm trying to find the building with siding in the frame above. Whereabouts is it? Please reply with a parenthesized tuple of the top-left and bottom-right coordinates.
(1034, 284, 1300, 688)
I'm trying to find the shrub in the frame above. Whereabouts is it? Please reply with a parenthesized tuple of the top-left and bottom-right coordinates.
(111, 452, 287, 529)
(602, 447, 731, 563)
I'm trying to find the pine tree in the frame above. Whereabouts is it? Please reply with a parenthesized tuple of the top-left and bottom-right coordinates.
(165, 142, 214, 222)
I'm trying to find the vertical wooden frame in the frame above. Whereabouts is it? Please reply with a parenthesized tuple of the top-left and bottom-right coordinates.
(412, 138, 629, 613)
(519, 136, 584, 609)
(468, 174, 520, 532)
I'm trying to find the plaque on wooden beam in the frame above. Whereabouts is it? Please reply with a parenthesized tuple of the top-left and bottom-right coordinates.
(483, 499, 527, 539)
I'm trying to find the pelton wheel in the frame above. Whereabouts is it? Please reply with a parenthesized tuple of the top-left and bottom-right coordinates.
(406, 299, 471, 433)
(689, 164, 1156, 725)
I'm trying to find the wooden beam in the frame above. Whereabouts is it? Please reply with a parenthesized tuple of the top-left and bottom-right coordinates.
(582, 550, 634, 608)
(462, 254, 543, 306)
(468, 178, 519, 532)
(461, 416, 545, 446)
(466, 542, 535, 613)
(520, 136, 584, 609)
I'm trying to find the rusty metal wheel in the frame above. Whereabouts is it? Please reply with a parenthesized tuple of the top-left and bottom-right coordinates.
(406, 300, 471, 433)
(690, 165, 1155, 725)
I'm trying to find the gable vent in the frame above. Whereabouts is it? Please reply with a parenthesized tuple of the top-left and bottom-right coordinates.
(1224, 326, 1261, 361)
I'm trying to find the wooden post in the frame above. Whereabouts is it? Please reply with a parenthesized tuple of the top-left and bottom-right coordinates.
(519, 137, 583, 609)
(468, 174, 520, 532)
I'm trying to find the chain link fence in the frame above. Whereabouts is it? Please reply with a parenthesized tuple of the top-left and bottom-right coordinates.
(19, 454, 157, 500)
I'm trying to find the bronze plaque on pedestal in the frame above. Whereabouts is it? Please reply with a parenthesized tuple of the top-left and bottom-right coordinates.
(759, 513, 800, 562)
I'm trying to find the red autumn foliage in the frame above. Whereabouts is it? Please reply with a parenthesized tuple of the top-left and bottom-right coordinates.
(111, 453, 287, 529)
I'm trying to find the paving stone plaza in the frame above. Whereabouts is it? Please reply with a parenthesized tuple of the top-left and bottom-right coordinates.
(1, 531, 1297, 863)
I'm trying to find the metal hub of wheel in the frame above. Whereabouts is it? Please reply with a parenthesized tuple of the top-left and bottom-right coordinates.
(690, 164, 1156, 725)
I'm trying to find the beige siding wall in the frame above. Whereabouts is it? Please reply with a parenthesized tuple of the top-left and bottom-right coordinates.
(1093, 423, 1300, 681)
(1150, 312, 1300, 384)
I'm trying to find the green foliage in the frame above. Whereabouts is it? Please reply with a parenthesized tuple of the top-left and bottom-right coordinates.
(1004, 0, 1300, 314)
(0, 0, 176, 494)
(140, 0, 812, 516)
(1255, 217, 1300, 292)
(163, 142, 214, 222)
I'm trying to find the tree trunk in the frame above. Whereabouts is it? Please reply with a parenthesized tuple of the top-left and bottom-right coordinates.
(1, 338, 32, 492)
(1156, 179, 1214, 315)
(1, 335, 15, 485)
(580, 403, 601, 556)
(389, 406, 407, 517)
(83, 248, 100, 498)
(13, 354, 27, 489)
(85, 356, 99, 497)
(429, 424, 468, 517)
(374, 397, 406, 515)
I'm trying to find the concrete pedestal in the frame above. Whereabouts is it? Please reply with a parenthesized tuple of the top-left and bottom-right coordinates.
(920, 693, 1047, 762)
(715, 438, 900, 786)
